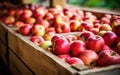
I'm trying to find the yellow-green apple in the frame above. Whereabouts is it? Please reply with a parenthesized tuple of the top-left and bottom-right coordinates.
(78, 50, 98, 66)
(77, 31, 94, 42)
(55, 22, 70, 33)
(19, 24, 32, 36)
(66, 57, 84, 65)
(58, 54, 71, 61)
(40, 41, 52, 50)
(97, 50, 120, 67)
(52, 37, 70, 55)
(70, 40, 86, 57)
(102, 31, 118, 48)
(30, 36, 45, 45)
(86, 35, 105, 52)
(70, 20, 80, 31)
(31, 24, 45, 36)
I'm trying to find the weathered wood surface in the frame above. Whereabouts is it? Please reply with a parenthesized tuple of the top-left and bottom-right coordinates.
(9, 49, 34, 75)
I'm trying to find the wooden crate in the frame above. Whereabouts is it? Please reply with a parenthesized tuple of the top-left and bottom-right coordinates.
(0, 23, 9, 65)
(7, 26, 77, 75)
(9, 49, 34, 75)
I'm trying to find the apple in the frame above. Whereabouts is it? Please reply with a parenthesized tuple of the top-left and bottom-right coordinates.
(20, 9, 32, 20)
(98, 50, 120, 67)
(44, 12, 54, 21)
(14, 21, 24, 28)
(31, 24, 45, 36)
(52, 37, 70, 55)
(66, 57, 84, 65)
(90, 28, 99, 34)
(101, 44, 111, 52)
(65, 35, 77, 43)
(58, 54, 71, 61)
(51, 35, 63, 43)
(64, 10, 73, 18)
(102, 31, 118, 48)
(77, 31, 94, 42)
(101, 17, 110, 24)
(94, 23, 101, 28)
(25, 17, 36, 25)
(36, 16, 43, 24)
(43, 32, 55, 41)
(71, 14, 82, 21)
(8, 9, 16, 16)
(4, 16, 15, 25)
(78, 50, 98, 66)
(104, 14, 112, 19)
(70, 20, 80, 31)
(30, 36, 45, 45)
(70, 40, 86, 57)
(48, 8, 58, 15)
(55, 22, 70, 33)
(40, 41, 52, 50)
(113, 24, 120, 36)
(98, 30, 107, 36)
(39, 20, 50, 29)
(19, 24, 32, 36)
(46, 27, 56, 33)
(86, 35, 105, 52)
(100, 24, 112, 31)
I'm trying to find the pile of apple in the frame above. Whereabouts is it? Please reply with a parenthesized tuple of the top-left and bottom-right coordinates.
(1, 3, 120, 67)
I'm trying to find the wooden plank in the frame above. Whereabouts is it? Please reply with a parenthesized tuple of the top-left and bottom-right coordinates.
(9, 49, 34, 75)
(50, 0, 66, 7)
(0, 40, 8, 65)
(77, 64, 120, 75)
(8, 28, 77, 75)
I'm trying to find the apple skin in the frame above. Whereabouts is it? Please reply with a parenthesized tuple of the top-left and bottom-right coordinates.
(20, 9, 32, 20)
(30, 36, 45, 45)
(52, 37, 70, 55)
(86, 35, 105, 52)
(40, 41, 52, 50)
(4, 16, 15, 25)
(113, 24, 120, 36)
(102, 31, 118, 48)
(66, 57, 84, 65)
(25, 17, 36, 25)
(78, 50, 98, 66)
(43, 32, 55, 41)
(100, 44, 111, 52)
(70, 40, 86, 57)
(58, 54, 71, 61)
(100, 24, 112, 31)
(31, 24, 45, 36)
(77, 31, 94, 42)
(70, 20, 80, 31)
(55, 22, 70, 33)
(19, 24, 32, 36)
(15, 21, 24, 28)
(65, 35, 77, 43)
(97, 50, 120, 67)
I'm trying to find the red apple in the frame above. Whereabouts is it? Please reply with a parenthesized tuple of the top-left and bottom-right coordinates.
(19, 24, 32, 36)
(71, 14, 81, 21)
(14, 21, 24, 28)
(30, 36, 45, 45)
(101, 17, 110, 24)
(65, 35, 77, 43)
(102, 31, 118, 48)
(113, 24, 120, 36)
(20, 9, 32, 20)
(101, 44, 111, 52)
(43, 32, 55, 41)
(39, 20, 50, 29)
(78, 50, 98, 66)
(4, 16, 15, 25)
(58, 54, 71, 61)
(46, 27, 56, 33)
(25, 17, 36, 25)
(86, 35, 105, 52)
(52, 37, 70, 55)
(77, 31, 94, 42)
(66, 57, 84, 65)
(55, 22, 70, 33)
(31, 24, 45, 36)
(98, 50, 120, 67)
(70, 40, 86, 57)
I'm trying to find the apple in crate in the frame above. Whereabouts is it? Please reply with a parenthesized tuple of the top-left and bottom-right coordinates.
(66, 57, 84, 65)
(113, 24, 120, 36)
(40, 41, 52, 50)
(58, 54, 71, 61)
(52, 37, 70, 55)
(78, 50, 98, 66)
(30, 36, 45, 45)
(102, 31, 118, 48)
(70, 40, 86, 57)
(31, 24, 45, 36)
(20, 9, 32, 20)
(18, 24, 32, 36)
(70, 20, 80, 31)
(86, 35, 105, 52)
(98, 50, 120, 67)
